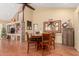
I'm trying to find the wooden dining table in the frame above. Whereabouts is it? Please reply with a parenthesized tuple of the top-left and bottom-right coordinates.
(31, 34, 42, 50)
(31, 34, 42, 40)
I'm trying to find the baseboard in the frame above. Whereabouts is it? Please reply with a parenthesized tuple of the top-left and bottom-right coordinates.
(55, 41, 62, 44)
(74, 47, 79, 52)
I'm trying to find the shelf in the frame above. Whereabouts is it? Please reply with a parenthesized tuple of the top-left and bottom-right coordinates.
(7, 33, 21, 36)
(6, 21, 21, 25)
(6, 18, 22, 41)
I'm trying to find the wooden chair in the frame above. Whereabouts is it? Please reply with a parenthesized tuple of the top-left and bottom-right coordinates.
(41, 33, 51, 50)
(47, 31, 55, 49)
(39, 33, 52, 55)
(50, 32, 55, 49)
(26, 32, 37, 53)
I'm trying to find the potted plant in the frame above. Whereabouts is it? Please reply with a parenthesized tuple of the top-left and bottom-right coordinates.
(1, 25, 6, 39)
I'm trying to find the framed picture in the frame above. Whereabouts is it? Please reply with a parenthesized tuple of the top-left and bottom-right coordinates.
(27, 20, 32, 30)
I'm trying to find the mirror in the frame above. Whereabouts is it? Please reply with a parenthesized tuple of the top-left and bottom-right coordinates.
(33, 24, 39, 34)
(43, 20, 61, 33)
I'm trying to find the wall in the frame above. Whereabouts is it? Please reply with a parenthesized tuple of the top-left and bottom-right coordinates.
(73, 7, 79, 51)
(24, 6, 34, 40)
(33, 8, 75, 43)
(24, 6, 34, 33)
(0, 19, 9, 24)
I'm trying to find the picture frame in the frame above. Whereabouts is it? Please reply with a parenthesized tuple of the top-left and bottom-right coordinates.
(27, 20, 32, 30)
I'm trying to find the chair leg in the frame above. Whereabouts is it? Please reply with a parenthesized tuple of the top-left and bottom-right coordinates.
(53, 41, 55, 49)
(27, 43, 29, 54)
(42, 44, 44, 56)
(36, 42, 38, 51)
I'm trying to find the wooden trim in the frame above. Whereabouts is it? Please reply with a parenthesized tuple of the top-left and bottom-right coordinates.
(24, 3, 35, 10)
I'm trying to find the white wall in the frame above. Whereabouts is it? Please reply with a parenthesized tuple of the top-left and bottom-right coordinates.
(24, 6, 34, 33)
(73, 6, 79, 51)
(33, 8, 75, 43)
(24, 6, 34, 40)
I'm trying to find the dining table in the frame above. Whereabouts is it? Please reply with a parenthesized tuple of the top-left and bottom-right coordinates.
(31, 34, 42, 50)
(31, 34, 42, 40)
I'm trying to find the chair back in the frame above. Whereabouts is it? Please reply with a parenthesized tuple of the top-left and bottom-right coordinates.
(42, 33, 50, 40)
(26, 32, 29, 42)
(51, 32, 55, 38)
(42, 33, 51, 44)
(26, 32, 32, 42)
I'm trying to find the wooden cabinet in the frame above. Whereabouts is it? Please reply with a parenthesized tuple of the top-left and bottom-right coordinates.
(62, 28, 74, 47)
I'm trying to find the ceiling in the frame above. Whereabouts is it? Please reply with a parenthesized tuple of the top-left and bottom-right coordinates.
(29, 3, 79, 8)
(0, 3, 79, 21)
(0, 3, 22, 21)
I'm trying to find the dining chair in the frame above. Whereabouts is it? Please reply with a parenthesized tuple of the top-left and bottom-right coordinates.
(41, 33, 52, 55)
(50, 32, 55, 49)
(40, 33, 52, 55)
(40, 33, 51, 50)
(46, 31, 55, 49)
(26, 32, 37, 53)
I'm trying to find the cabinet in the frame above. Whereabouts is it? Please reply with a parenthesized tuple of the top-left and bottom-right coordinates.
(62, 28, 74, 47)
